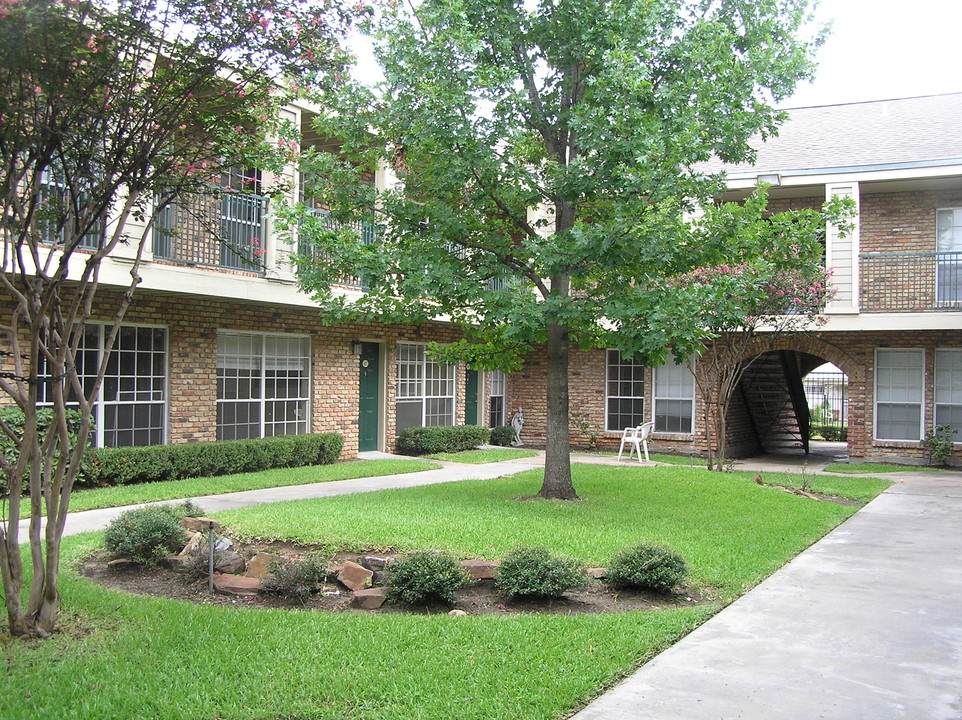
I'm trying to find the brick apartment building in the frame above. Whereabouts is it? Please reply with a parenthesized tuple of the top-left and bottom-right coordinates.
(9, 93, 961, 465)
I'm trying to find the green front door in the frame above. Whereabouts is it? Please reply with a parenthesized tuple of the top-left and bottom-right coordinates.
(358, 342, 380, 451)
(465, 369, 479, 425)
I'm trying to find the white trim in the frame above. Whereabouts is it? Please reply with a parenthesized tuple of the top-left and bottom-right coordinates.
(395, 342, 456, 429)
(652, 358, 695, 435)
(604, 349, 646, 432)
(825, 181, 860, 314)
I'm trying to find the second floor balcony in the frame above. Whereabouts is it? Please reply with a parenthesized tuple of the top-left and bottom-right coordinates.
(153, 189, 269, 274)
(859, 252, 962, 312)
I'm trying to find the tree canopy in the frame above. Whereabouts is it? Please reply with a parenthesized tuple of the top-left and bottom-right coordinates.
(296, 0, 831, 498)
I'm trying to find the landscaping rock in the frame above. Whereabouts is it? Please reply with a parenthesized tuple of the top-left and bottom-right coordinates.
(213, 573, 262, 595)
(245, 553, 279, 579)
(351, 587, 389, 609)
(214, 536, 234, 552)
(359, 556, 393, 571)
(161, 555, 191, 571)
(181, 517, 222, 533)
(587, 567, 608, 580)
(214, 551, 246, 575)
(461, 559, 500, 580)
(448, 609, 468, 617)
(179, 532, 205, 556)
(337, 561, 374, 591)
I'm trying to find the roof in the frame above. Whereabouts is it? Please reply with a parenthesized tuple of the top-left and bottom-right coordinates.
(700, 92, 962, 177)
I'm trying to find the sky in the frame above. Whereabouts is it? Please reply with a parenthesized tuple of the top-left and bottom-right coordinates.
(786, 0, 962, 107)
(348, 0, 962, 109)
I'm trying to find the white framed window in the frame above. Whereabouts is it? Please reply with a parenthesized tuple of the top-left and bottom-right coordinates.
(935, 349, 962, 435)
(488, 370, 506, 428)
(875, 349, 923, 441)
(396, 343, 455, 433)
(937, 208, 962, 305)
(39, 323, 167, 447)
(606, 350, 645, 431)
(216, 331, 310, 440)
(654, 358, 695, 434)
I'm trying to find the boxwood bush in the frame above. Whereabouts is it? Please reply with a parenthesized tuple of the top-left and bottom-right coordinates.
(605, 543, 688, 592)
(0, 407, 83, 494)
(395, 425, 490, 455)
(81, 432, 343, 488)
(386, 550, 470, 605)
(103, 504, 189, 565)
(489, 426, 515, 447)
(494, 546, 589, 599)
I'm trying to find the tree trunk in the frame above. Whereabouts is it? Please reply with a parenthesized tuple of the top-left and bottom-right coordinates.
(539, 321, 577, 499)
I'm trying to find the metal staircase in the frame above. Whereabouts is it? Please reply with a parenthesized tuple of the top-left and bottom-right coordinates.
(737, 350, 810, 454)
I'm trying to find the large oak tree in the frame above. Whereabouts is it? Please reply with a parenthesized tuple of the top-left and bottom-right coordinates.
(296, 0, 829, 498)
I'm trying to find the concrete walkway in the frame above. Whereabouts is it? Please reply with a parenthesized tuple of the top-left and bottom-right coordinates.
(572, 467, 962, 720)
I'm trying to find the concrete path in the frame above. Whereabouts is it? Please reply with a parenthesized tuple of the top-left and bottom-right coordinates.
(20, 452, 546, 539)
(572, 468, 962, 720)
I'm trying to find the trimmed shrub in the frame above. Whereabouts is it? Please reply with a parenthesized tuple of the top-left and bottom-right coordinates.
(605, 543, 688, 592)
(385, 550, 470, 605)
(261, 556, 331, 604)
(103, 505, 188, 565)
(494, 546, 589, 600)
(812, 424, 847, 442)
(396, 425, 490, 455)
(80, 432, 344, 488)
(489, 426, 514, 447)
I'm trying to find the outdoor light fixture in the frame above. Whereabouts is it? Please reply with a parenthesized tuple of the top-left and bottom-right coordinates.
(756, 173, 781, 186)
(351, 340, 363, 356)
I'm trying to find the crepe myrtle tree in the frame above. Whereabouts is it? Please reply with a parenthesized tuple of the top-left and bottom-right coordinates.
(634, 189, 852, 470)
(292, 0, 828, 500)
(0, 0, 359, 638)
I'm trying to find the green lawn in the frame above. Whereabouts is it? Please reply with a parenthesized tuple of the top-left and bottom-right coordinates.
(59, 459, 441, 515)
(1, 464, 888, 720)
(757, 472, 892, 503)
(426, 448, 539, 463)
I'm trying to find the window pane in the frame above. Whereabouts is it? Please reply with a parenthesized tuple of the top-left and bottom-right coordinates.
(876, 403, 922, 441)
(606, 351, 646, 431)
(875, 349, 923, 440)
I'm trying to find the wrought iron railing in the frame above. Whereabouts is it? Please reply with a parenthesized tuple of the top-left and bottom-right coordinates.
(859, 252, 962, 311)
(153, 190, 268, 273)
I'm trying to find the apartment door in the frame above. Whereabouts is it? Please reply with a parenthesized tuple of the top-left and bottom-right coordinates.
(465, 369, 479, 425)
(358, 342, 380, 451)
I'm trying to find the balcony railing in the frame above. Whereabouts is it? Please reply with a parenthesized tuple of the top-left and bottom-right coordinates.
(859, 252, 962, 312)
(300, 208, 376, 289)
(153, 190, 268, 273)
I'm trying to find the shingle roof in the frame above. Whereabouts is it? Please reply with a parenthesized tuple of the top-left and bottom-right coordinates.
(700, 92, 962, 176)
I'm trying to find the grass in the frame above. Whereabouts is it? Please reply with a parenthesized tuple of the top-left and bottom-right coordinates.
(824, 461, 945, 474)
(426, 448, 539, 463)
(59, 459, 441, 515)
(0, 463, 890, 720)
(756, 472, 892, 504)
(216, 464, 874, 601)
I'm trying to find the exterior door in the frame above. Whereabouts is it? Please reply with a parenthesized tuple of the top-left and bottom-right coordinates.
(358, 342, 380, 451)
(465, 369, 479, 425)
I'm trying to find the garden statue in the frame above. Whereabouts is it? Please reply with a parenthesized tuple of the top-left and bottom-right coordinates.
(510, 408, 525, 447)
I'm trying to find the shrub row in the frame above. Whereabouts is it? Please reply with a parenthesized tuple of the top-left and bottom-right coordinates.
(81, 433, 344, 487)
(396, 425, 491, 455)
(812, 424, 847, 442)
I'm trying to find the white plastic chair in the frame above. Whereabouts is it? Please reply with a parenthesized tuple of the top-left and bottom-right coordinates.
(617, 422, 654, 463)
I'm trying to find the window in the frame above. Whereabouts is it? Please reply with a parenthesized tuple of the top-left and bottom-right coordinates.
(217, 331, 310, 440)
(654, 359, 694, 434)
(396, 343, 455, 434)
(935, 349, 962, 435)
(875, 349, 923, 441)
(38, 165, 105, 250)
(606, 350, 645, 431)
(937, 209, 962, 305)
(488, 370, 505, 427)
(39, 324, 167, 447)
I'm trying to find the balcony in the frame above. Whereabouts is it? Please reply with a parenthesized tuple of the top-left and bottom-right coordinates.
(300, 207, 376, 289)
(153, 190, 268, 273)
(859, 252, 962, 312)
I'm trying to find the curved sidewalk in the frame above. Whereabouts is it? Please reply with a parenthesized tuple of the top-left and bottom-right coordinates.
(572, 469, 962, 720)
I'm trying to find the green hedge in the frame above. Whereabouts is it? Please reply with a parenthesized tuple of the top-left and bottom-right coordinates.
(80, 433, 344, 487)
(0, 407, 83, 494)
(396, 425, 491, 455)
(489, 426, 515, 447)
